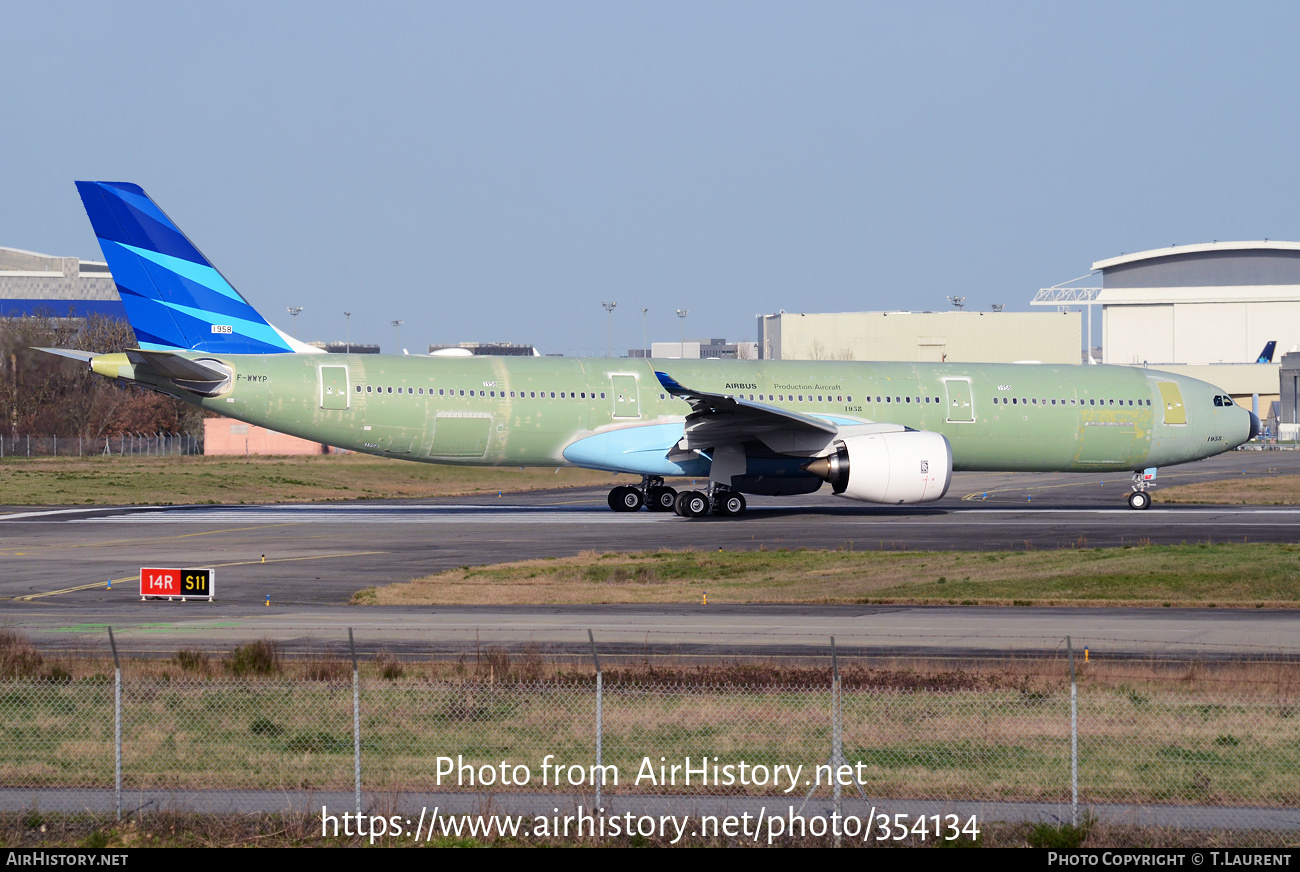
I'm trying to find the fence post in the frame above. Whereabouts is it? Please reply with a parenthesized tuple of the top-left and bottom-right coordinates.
(53, 435, 56, 457)
(108, 627, 122, 821)
(588, 630, 603, 811)
(1067, 635, 1078, 827)
(349, 628, 361, 820)
(831, 636, 842, 847)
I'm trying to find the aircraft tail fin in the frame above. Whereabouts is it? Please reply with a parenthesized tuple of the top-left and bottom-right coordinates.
(74, 181, 317, 354)
(1257, 340, 1277, 363)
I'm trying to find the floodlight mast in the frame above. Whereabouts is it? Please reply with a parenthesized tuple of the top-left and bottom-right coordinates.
(676, 309, 689, 359)
(601, 302, 617, 357)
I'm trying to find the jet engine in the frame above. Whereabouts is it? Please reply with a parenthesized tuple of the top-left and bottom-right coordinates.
(803, 431, 953, 504)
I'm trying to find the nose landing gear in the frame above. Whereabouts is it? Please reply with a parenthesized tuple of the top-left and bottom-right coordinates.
(1127, 469, 1155, 510)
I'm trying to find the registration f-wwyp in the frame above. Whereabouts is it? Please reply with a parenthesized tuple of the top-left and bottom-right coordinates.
(43, 182, 1258, 518)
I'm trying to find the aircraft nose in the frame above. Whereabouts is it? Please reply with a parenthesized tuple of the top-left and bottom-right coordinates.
(1248, 410, 1261, 441)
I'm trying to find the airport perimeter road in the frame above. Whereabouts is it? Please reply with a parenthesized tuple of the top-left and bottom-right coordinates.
(1, 451, 1298, 608)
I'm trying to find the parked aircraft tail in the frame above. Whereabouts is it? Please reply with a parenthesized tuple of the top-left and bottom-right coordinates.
(1256, 340, 1277, 363)
(74, 181, 317, 354)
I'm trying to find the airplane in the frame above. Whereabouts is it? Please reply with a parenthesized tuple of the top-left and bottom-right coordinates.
(39, 181, 1259, 517)
(1257, 341, 1277, 363)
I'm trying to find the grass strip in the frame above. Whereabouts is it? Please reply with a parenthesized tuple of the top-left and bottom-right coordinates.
(1157, 474, 1300, 505)
(363, 542, 1300, 607)
(0, 454, 635, 506)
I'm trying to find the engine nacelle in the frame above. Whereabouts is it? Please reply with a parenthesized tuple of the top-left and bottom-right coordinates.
(803, 431, 953, 504)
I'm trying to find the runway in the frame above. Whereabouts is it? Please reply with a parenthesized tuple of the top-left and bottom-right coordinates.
(0, 451, 1297, 658)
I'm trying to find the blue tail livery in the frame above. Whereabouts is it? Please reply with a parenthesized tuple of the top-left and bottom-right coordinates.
(75, 181, 316, 354)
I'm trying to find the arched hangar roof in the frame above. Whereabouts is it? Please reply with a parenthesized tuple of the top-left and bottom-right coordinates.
(1093, 241, 1300, 289)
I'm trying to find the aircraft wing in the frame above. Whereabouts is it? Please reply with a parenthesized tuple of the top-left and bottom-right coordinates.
(655, 370, 841, 455)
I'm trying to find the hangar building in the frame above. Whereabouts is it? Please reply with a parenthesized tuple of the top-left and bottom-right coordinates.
(1096, 242, 1300, 367)
(0, 247, 124, 318)
(1088, 241, 1300, 412)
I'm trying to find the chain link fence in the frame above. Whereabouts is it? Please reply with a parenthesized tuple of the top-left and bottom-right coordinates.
(0, 433, 201, 457)
(0, 638, 1296, 839)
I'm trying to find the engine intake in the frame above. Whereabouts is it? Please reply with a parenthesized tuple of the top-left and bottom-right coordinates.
(803, 431, 953, 504)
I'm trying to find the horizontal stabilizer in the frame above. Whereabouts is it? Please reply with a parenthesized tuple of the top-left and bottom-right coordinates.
(34, 347, 96, 364)
(124, 349, 230, 383)
(35, 346, 232, 397)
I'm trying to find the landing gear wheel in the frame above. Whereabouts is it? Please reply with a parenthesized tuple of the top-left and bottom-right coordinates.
(608, 486, 644, 512)
(675, 491, 710, 518)
(716, 492, 747, 517)
(1127, 490, 1151, 511)
(647, 486, 678, 511)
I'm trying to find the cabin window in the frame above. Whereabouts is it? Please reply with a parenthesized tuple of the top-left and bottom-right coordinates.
(846, 396, 852, 402)
(364, 385, 371, 393)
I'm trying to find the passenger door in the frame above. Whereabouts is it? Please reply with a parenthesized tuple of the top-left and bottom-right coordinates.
(611, 375, 640, 419)
(318, 365, 350, 411)
(943, 378, 974, 423)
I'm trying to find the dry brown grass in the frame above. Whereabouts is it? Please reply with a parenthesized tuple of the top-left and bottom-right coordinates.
(8, 628, 1298, 695)
(1157, 473, 1300, 505)
(0, 453, 638, 507)
(0, 810, 1291, 848)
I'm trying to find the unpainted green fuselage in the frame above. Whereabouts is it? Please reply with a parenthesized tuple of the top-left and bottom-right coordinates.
(143, 353, 1253, 477)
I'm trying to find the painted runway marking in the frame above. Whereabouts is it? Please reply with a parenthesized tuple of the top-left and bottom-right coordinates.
(50, 504, 1300, 525)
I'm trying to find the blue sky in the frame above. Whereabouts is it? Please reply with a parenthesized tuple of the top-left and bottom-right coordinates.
(4, 2, 1299, 354)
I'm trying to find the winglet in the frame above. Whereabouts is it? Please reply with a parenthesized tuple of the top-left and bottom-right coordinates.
(654, 370, 688, 395)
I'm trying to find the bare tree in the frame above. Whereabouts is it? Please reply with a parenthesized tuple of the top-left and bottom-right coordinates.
(0, 312, 202, 439)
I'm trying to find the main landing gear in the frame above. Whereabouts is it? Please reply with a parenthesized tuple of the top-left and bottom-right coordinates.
(606, 478, 747, 518)
(1127, 470, 1154, 510)
(607, 477, 679, 513)
(674, 485, 746, 518)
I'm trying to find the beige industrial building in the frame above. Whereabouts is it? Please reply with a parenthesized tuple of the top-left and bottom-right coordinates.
(756, 310, 1082, 364)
